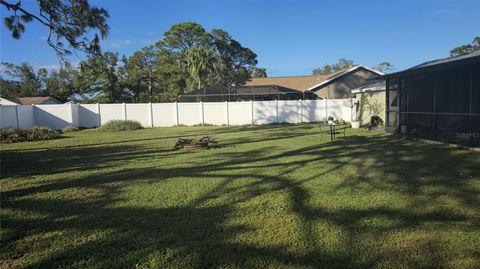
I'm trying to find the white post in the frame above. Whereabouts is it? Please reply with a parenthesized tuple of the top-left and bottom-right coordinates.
(299, 99, 303, 123)
(123, 103, 127, 120)
(325, 99, 328, 122)
(15, 105, 19, 129)
(250, 100, 254, 125)
(32, 104, 36, 127)
(225, 101, 229, 126)
(275, 99, 279, 123)
(175, 102, 179, 126)
(149, 102, 154, 127)
(67, 103, 74, 126)
(96, 103, 101, 126)
(199, 101, 204, 125)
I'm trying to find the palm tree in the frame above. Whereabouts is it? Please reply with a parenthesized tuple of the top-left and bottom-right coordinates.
(183, 46, 219, 90)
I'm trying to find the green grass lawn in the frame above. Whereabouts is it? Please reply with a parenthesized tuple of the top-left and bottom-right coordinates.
(1, 123, 480, 269)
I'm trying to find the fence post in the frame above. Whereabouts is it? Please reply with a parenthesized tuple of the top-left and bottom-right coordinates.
(225, 101, 229, 126)
(299, 99, 303, 123)
(174, 102, 179, 126)
(32, 104, 36, 127)
(250, 100, 254, 125)
(96, 103, 101, 126)
(325, 99, 328, 122)
(275, 99, 279, 123)
(149, 102, 154, 127)
(66, 103, 73, 126)
(15, 105, 20, 129)
(123, 103, 127, 120)
(199, 101, 204, 125)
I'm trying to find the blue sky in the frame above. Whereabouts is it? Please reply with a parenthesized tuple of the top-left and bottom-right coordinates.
(1, 0, 479, 76)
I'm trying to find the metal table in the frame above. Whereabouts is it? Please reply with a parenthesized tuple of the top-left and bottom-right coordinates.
(327, 124, 346, 142)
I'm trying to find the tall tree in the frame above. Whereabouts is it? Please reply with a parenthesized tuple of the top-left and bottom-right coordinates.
(210, 29, 258, 86)
(374, 62, 393, 73)
(1, 0, 109, 57)
(75, 52, 130, 103)
(44, 62, 80, 102)
(122, 47, 160, 102)
(450, 37, 480, 56)
(0, 62, 46, 96)
(312, 58, 355, 75)
(160, 22, 209, 52)
(182, 46, 219, 90)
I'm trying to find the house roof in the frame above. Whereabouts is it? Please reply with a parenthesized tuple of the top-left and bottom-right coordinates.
(180, 85, 301, 97)
(244, 65, 383, 93)
(384, 50, 480, 78)
(305, 65, 384, 92)
(351, 79, 386, 94)
(2, 96, 60, 105)
(244, 70, 345, 92)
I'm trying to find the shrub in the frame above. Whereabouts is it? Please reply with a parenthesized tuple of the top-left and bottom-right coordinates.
(1, 128, 24, 143)
(99, 120, 143, 132)
(62, 126, 80, 133)
(26, 126, 61, 141)
(1, 128, 16, 140)
(1, 126, 60, 143)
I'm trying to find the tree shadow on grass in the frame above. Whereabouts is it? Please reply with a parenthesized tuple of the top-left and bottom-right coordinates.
(1, 131, 479, 268)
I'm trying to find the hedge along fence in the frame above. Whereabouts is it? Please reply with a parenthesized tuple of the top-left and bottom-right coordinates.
(0, 99, 355, 130)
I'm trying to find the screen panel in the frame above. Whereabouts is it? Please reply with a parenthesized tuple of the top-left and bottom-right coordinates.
(408, 75, 434, 113)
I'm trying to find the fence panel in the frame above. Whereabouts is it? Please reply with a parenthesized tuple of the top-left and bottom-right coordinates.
(178, 103, 201, 126)
(278, 100, 302, 123)
(78, 104, 100, 128)
(34, 104, 72, 129)
(100, 104, 124, 124)
(17, 105, 34, 129)
(152, 103, 177, 127)
(2, 99, 354, 129)
(328, 99, 352, 122)
(228, 102, 251, 125)
(126, 103, 150, 127)
(203, 102, 226, 125)
(0, 105, 18, 128)
(302, 100, 325, 122)
(254, 101, 277, 125)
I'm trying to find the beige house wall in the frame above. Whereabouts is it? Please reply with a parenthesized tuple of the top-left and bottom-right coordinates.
(313, 68, 380, 99)
(355, 91, 386, 125)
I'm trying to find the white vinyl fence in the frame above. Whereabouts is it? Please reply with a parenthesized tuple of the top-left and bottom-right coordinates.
(0, 99, 355, 129)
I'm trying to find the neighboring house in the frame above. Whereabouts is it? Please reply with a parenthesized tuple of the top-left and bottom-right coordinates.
(0, 96, 61, 105)
(245, 65, 383, 99)
(351, 79, 386, 126)
(178, 85, 312, 102)
(384, 51, 480, 146)
(179, 65, 383, 102)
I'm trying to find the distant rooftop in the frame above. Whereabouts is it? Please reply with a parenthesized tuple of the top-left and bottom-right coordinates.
(1, 96, 60, 105)
(244, 65, 383, 92)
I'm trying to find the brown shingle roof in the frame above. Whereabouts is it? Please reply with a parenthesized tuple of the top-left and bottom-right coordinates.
(244, 70, 345, 92)
(4, 97, 59, 105)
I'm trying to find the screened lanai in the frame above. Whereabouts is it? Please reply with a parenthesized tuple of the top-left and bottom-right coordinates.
(384, 51, 480, 146)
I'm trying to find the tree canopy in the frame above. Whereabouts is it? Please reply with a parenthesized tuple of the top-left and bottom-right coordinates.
(450, 37, 480, 56)
(1, 22, 266, 103)
(374, 62, 393, 74)
(312, 58, 355, 75)
(0, 61, 78, 102)
(313, 59, 393, 75)
(1, 0, 109, 57)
